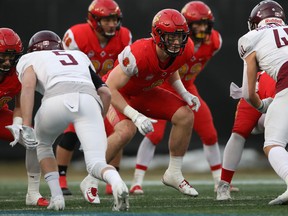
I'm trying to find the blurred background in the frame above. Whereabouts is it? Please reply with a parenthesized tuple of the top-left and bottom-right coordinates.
(0, 0, 286, 169)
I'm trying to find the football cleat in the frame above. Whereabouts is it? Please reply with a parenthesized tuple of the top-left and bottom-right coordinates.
(161, 171, 198, 197)
(269, 189, 288, 205)
(214, 184, 239, 192)
(112, 181, 129, 211)
(129, 185, 144, 195)
(26, 193, 49, 206)
(59, 176, 72, 195)
(61, 187, 72, 196)
(47, 195, 65, 211)
(106, 183, 113, 195)
(216, 180, 232, 201)
(80, 175, 100, 204)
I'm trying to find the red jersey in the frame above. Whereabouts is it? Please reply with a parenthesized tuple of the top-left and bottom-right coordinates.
(163, 29, 221, 89)
(62, 23, 132, 76)
(104, 38, 194, 96)
(0, 68, 21, 110)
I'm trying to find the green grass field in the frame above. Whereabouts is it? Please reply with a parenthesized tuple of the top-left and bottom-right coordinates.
(0, 162, 287, 216)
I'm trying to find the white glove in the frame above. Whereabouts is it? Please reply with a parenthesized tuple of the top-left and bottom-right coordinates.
(5, 124, 22, 147)
(123, 105, 158, 135)
(257, 97, 273, 113)
(181, 91, 201, 112)
(132, 113, 158, 135)
(19, 126, 39, 150)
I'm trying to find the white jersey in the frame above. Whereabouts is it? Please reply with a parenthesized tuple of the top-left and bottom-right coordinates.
(17, 50, 95, 95)
(238, 24, 288, 81)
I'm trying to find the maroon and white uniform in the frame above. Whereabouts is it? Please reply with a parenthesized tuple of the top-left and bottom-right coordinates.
(62, 23, 132, 135)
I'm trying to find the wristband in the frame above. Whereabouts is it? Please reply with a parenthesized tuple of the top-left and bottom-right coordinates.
(256, 100, 264, 111)
(172, 79, 186, 95)
(13, 117, 23, 125)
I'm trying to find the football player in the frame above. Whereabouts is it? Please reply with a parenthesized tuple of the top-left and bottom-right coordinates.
(15, 30, 129, 211)
(129, 1, 235, 194)
(100, 8, 200, 197)
(56, 0, 132, 200)
(0, 28, 49, 207)
(217, 71, 276, 201)
(225, 0, 288, 205)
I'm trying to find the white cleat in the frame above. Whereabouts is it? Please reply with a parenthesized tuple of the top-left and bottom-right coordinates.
(161, 171, 198, 197)
(80, 175, 100, 204)
(26, 193, 49, 206)
(214, 184, 240, 192)
(112, 181, 129, 211)
(47, 195, 65, 211)
(269, 189, 288, 205)
(130, 185, 144, 195)
(216, 180, 232, 201)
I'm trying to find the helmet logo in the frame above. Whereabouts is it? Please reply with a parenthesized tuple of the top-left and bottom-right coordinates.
(122, 57, 129, 67)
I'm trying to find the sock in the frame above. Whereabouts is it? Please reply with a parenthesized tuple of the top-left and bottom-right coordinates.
(211, 169, 221, 186)
(221, 168, 235, 184)
(58, 165, 68, 176)
(44, 172, 62, 197)
(27, 172, 41, 195)
(268, 146, 288, 185)
(203, 143, 222, 185)
(166, 156, 183, 182)
(132, 166, 146, 186)
(222, 133, 245, 171)
(136, 137, 156, 166)
(103, 169, 122, 188)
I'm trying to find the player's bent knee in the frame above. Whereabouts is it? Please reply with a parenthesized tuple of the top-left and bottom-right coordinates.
(37, 144, 55, 161)
(57, 132, 78, 151)
(172, 106, 194, 126)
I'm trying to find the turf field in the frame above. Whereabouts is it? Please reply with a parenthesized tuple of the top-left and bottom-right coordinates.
(0, 162, 287, 216)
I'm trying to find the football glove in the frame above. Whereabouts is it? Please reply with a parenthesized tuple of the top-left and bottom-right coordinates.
(5, 124, 22, 147)
(181, 91, 201, 112)
(257, 97, 273, 113)
(132, 113, 158, 135)
(20, 126, 39, 150)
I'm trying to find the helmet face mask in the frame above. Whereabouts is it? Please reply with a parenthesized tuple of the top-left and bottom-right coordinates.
(248, 0, 286, 31)
(27, 30, 63, 53)
(87, 0, 122, 38)
(181, 1, 214, 43)
(152, 9, 189, 57)
(0, 28, 23, 75)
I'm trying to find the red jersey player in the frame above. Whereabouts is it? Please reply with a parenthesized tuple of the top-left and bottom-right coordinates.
(98, 8, 201, 197)
(129, 1, 235, 194)
(0, 28, 48, 206)
(217, 72, 276, 201)
(56, 0, 132, 202)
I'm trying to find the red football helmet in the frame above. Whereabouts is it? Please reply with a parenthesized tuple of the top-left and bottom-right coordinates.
(151, 9, 189, 56)
(0, 28, 23, 74)
(181, 1, 214, 42)
(248, 0, 286, 31)
(27, 30, 63, 53)
(87, 0, 122, 37)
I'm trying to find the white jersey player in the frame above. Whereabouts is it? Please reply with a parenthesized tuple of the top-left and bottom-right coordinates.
(218, 0, 288, 205)
(14, 30, 129, 211)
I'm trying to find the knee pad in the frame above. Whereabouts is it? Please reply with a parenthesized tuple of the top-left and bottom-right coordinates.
(57, 132, 78, 151)
(37, 143, 55, 161)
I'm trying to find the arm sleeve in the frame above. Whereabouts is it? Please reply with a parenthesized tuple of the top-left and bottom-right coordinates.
(89, 66, 108, 90)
